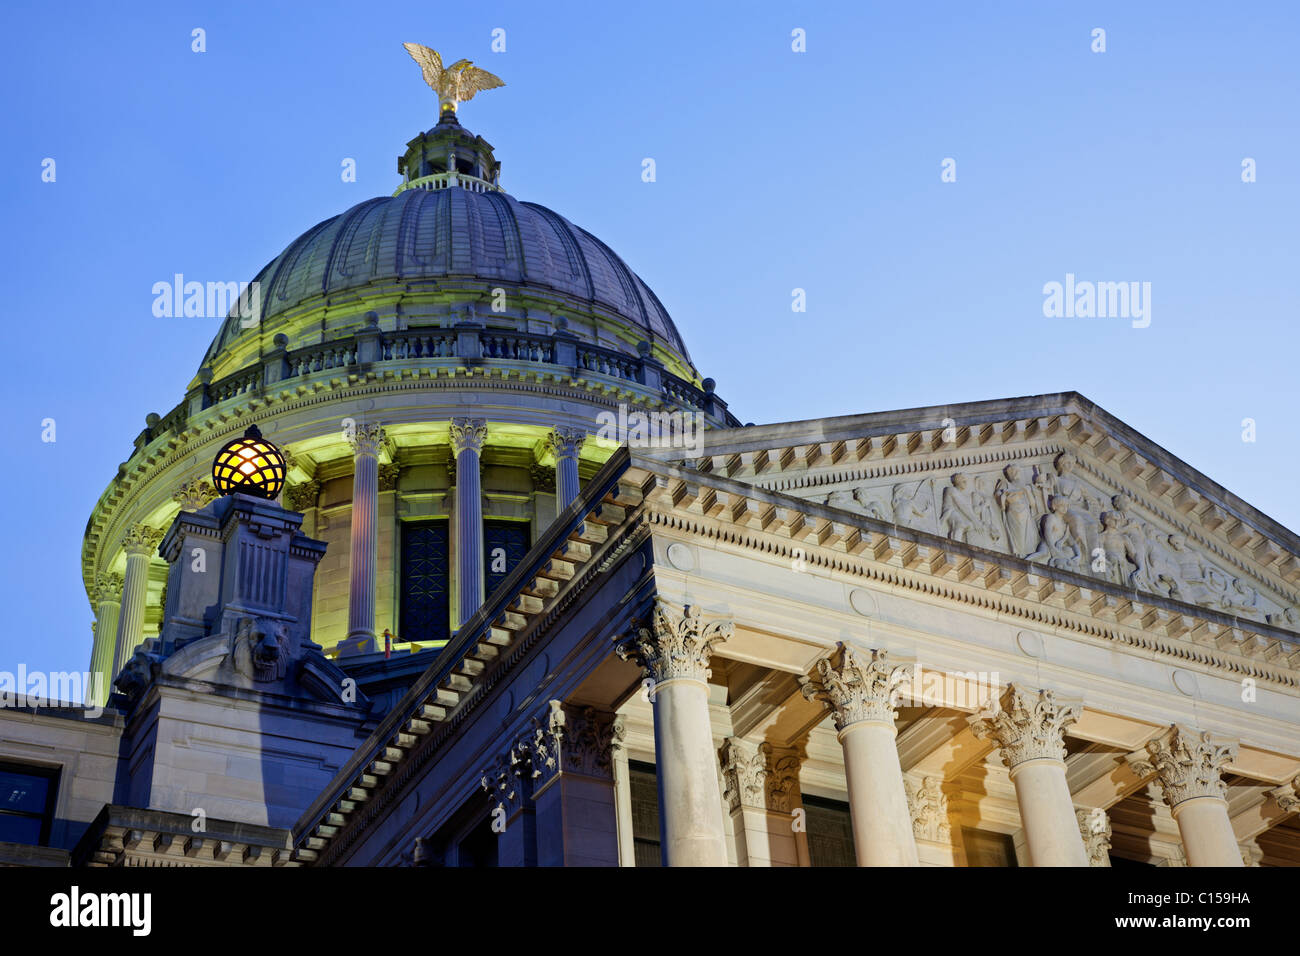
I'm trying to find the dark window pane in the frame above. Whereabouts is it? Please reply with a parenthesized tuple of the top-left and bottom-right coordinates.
(484, 520, 529, 598)
(629, 761, 660, 867)
(0, 814, 43, 845)
(457, 818, 498, 867)
(0, 770, 48, 815)
(400, 521, 450, 643)
(803, 794, 855, 867)
(961, 827, 1018, 867)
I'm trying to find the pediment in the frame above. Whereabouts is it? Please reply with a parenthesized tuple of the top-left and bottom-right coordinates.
(679, 392, 1300, 629)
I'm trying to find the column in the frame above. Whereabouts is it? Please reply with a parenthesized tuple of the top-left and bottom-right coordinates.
(546, 427, 585, 510)
(1077, 808, 1113, 866)
(968, 684, 1089, 867)
(451, 418, 487, 625)
(617, 602, 731, 866)
(720, 738, 807, 866)
(1132, 724, 1243, 867)
(112, 525, 162, 673)
(89, 573, 123, 690)
(801, 644, 919, 866)
(346, 424, 385, 650)
(610, 716, 635, 866)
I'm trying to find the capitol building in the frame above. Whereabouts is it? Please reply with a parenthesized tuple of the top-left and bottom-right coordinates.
(2, 52, 1298, 869)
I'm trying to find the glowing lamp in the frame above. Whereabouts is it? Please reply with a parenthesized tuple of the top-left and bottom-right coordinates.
(211, 424, 286, 499)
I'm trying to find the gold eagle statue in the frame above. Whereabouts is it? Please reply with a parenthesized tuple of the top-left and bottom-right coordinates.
(402, 42, 505, 115)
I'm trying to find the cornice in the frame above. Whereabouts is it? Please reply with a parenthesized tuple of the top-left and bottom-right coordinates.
(630, 464, 1300, 691)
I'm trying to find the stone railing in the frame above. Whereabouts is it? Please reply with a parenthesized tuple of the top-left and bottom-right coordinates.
(393, 171, 502, 196)
(136, 325, 737, 452)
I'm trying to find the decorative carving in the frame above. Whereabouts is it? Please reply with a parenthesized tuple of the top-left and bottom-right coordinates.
(230, 616, 292, 683)
(1267, 775, 1300, 814)
(480, 742, 529, 816)
(450, 418, 487, 456)
(173, 478, 218, 511)
(1077, 808, 1112, 866)
(347, 423, 386, 459)
(1239, 840, 1263, 867)
(529, 462, 556, 493)
(967, 684, 1082, 769)
(94, 573, 125, 605)
(940, 473, 1002, 550)
(113, 645, 161, 702)
(1027, 495, 1082, 571)
(719, 738, 803, 814)
(1136, 724, 1237, 807)
(121, 524, 164, 556)
(994, 464, 1039, 557)
(546, 427, 585, 461)
(890, 481, 933, 533)
(378, 462, 401, 491)
(799, 643, 913, 731)
(616, 602, 732, 684)
(905, 774, 951, 843)
(283, 480, 321, 512)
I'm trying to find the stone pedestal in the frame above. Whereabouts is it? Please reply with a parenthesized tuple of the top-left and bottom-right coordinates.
(801, 644, 919, 866)
(969, 684, 1089, 867)
(618, 602, 731, 867)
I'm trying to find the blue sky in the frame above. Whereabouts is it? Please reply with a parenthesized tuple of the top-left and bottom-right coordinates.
(2, 1, 1297, 677)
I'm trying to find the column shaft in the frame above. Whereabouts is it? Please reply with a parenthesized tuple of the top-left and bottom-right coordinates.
(346, 425, 384, 647)
(1009, 759, 1089, 866)
(1173, 798, 1242, 866)
(840, 721, 919, 865)
(456, 447, 483, 621)
(651, 678, 727, 865)
(90, 598, 121, 688)
(113, 550, 152, 673)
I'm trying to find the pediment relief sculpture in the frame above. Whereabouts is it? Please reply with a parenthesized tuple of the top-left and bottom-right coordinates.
(811, 451, 1295, 626)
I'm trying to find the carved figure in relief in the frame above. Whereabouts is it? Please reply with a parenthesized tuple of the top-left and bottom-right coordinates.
(1045, 453, 1102, 556)
(940, 474, 977, 542)
(1108, 494, 1151, 589)
(994, 464, 1039, 557)
(1027, 495, 1081, 570)
(1096, 511, 1140, 586)
(825, 488, 890, 523)
(852, 488, 891, 522)
(891, 481, 933, 531)
(1224, 579, 1261, 619)
(1165, 533, 1230, 607)
(1143, 526, 1185, 600)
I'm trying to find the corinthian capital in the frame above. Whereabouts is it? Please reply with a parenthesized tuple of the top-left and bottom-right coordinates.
(546, 427, 586, 461)
(1133, 724, 1237, 807)
(719, 738, 803, 814)
(1077, 808, 1112, 866)
(799, 643, 913, 731)
(348, 423, 386, 459)
(172, 478, 218, 511)
(616, 602, 732, 684)
(450, 418, 487, 456)
(94, 573, 124, 605)
(967, 684, 1082, 769)
(121, 524, 164, 556)
(905, 774, 951, 844)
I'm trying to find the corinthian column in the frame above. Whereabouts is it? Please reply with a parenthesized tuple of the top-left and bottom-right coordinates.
(617, 602, 731, 866)
(546, 427, 585, 510)
(90, 573, 123, 685)
(451, 418, 487, 624)
(801, 644, 919, 866)
(347, 424, 385, 650)
(1132, 724, 1242, 867)
(968, 684, 1088, 867)
(113, 525, 163, 673)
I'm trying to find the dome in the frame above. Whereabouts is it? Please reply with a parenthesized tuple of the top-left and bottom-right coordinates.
(201, 187, 690, 371)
